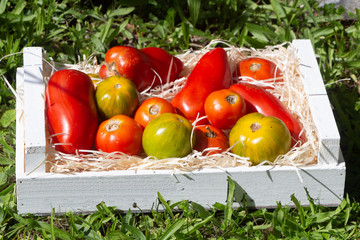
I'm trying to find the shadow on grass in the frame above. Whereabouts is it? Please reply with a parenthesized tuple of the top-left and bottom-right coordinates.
(328, 86, 360, 202)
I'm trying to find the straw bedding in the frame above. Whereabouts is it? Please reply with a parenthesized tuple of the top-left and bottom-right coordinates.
(44, 40, 319, 173)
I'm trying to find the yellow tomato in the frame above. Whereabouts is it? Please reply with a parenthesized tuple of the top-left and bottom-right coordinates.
(229, 112, 291, 165)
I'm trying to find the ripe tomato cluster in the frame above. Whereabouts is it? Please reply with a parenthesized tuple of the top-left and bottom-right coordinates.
(45, 46, 306, 165)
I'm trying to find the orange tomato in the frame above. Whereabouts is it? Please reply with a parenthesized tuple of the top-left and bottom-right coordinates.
(194, 125, 229, 155)
(237, 57, 282, 87)
(204, 89, 247, 130)
(134, 97, 176, 128)
(95, 115, 143, 155)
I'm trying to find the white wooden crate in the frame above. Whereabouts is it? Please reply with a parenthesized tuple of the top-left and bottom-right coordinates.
(15, 40, 345, 215)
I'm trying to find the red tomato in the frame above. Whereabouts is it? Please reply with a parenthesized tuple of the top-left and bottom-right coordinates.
(99, 46, 154, 91)
(229, 83, 306, 146)
(194, 125, 229, 155)
(204, 89, 247, 130)
(46, 69, 98, 154)
(99, 46, 183, 91)
(134, 97, 176, 128)
(95, 115, 143, 155)
(237, 57, 282, 87)
(171, 48, 232, 124)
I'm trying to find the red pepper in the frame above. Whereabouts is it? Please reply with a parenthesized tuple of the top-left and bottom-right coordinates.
(171, 48, 232, 123)
(229, 83, 306, 146)
(99, 46, 183, 92)
(46, 69, 99, 154)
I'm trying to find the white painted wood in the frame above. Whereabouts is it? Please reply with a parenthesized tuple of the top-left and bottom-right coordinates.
(15, 41, 345, 215)
(16, 164, 345, 215)
(292, 40, 341, 165)
(23, 47, 46, 174)
(16, 68, 25, 178)
(292, 39, 327, 95)
(308, 95, 341, 165)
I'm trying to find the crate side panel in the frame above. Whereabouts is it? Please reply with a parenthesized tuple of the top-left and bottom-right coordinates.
(23, 47, 46, 173)
(16, 68, 25, 178)
(17, 164, 345, 215)
(308, 95, 340, 165)
(17, 171, 228, 215)
(292, 39, 327, 95)
(229, 164, 345, 208)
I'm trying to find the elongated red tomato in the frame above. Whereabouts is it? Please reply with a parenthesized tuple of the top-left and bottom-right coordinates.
(140, 47, 184, 85)
(46, 69, 98, 154)
(229, 83, 306, 146)
(171, 48, 232, 123)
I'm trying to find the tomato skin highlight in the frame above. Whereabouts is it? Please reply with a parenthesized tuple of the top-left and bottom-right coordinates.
(229, 83, 305, 146)
(134, 97, 176, 128)
(142, 113, 195, 159)
(95, 115, 143, 155)
(194, 125, 229, 155)
(237, 57, 283, 87)
(204, 89, 247, 130)
(45, 69, 98, 154)
(95, 76, 139, 119)
(229, 113, 291, 165)
(171, 48, 232, 123)
(99, 46, 183, 91)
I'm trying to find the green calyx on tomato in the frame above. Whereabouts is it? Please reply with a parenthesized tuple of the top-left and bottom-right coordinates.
(142, 113, 195, 159)
(95, 75, 139, 119)
(229, 112, 291, 165)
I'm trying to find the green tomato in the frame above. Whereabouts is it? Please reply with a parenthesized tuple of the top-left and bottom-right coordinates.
(95, 76, 139, 119)
(142, 113, 195, 159)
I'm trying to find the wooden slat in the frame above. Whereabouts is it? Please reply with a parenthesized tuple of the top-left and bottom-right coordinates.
(16, 164, 345, 215)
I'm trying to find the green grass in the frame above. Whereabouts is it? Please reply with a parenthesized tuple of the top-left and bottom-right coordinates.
(1, 0, 360, 238)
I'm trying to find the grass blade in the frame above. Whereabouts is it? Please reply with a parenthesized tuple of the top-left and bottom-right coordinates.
(224, 176, 235, 229)
(125, 225, 146, 240)
(291, 194, 305, 229)
(188, 214, 214, 235)
(159, 218, 185, 240)
(187, 0, 201, 26)
(157, 192, 174, 219)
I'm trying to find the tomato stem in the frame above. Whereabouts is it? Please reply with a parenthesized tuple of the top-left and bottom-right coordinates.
(249, 63, 261, 72)
(114, 83, 121, 89)
(251, 122, 261, 132)
(149, 105, 160, 115)
(205, 126, 217, 138)
(105, 120, 120, 132)
(225, 95, 237, 105)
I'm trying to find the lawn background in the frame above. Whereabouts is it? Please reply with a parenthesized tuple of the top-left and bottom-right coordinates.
(1, 0, 360, 238)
